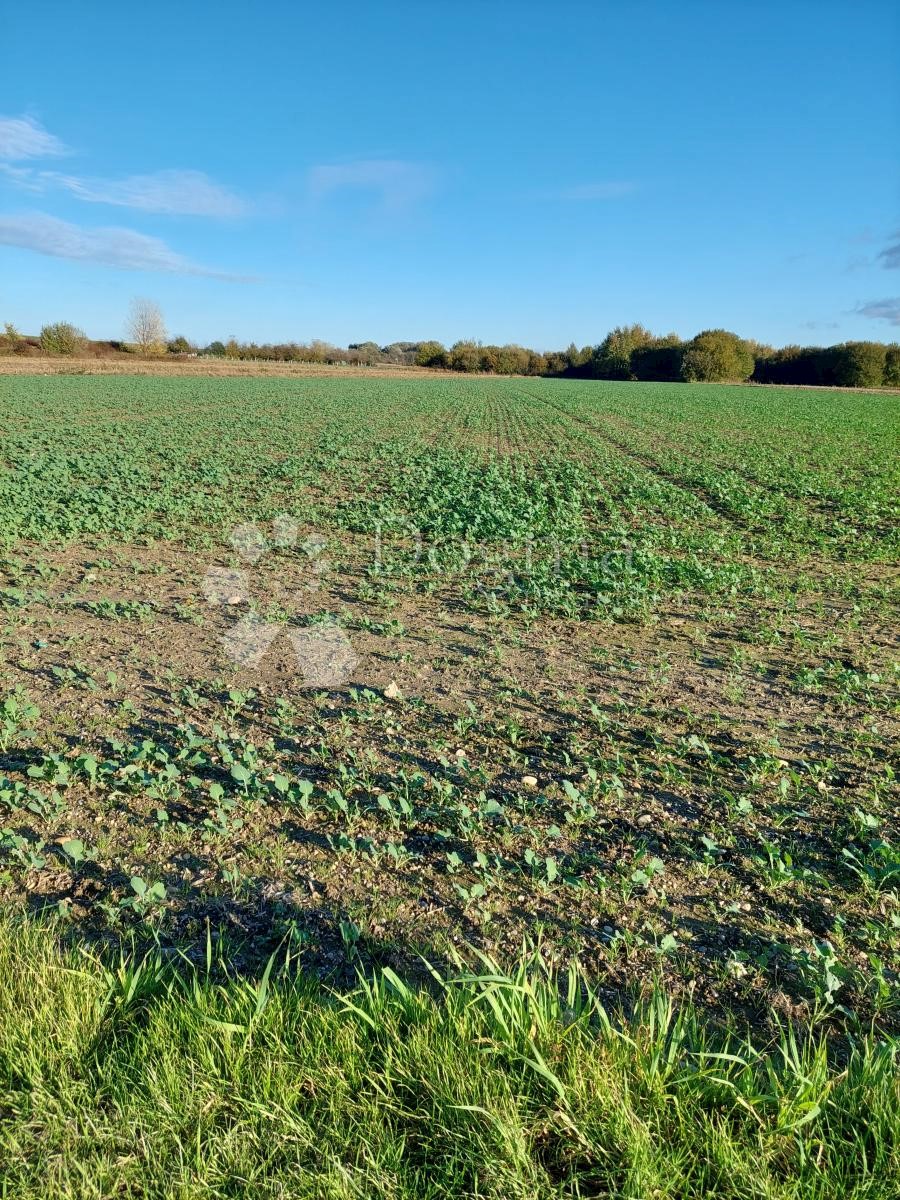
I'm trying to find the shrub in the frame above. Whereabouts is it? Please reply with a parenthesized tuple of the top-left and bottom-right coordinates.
(590, 324, 655, 380)
(884, 344, 900, 387)
(1, 323, 27, 355)
(681, 329, 754, 382)
(415, 340, 449, 368)
(753, 345, 829, 386)
(631, 339, 685, 382)
(449, 341, 482, 372)
(830, 341, 888, 388)
(39, 322, 87, 356)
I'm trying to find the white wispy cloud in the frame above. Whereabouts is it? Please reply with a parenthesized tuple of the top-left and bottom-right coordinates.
(857, 297, 900, 326)
(309, 159, 435, 212)
(0, 212, 249, 279)
(0, 115, 69, 161)
(0, 114, 246, 217)
(1, 165, 247, 217)
(558, 181, 637, 201)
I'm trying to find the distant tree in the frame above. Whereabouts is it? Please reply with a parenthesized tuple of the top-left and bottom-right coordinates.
(830, 341, 887, 388)
(1, 322, 25, 354)
(590, 324, 655, 379)
(479, 345, 500, 373)
(40, 321, 87, 356)
(449, 340, 483, 372)
(167, 335, 192, 355)
(349, 340, 381, 365)
(127, 298, 167, 354)
(561, 343, 594, 375)
(415, 340, 448, 368)
(884, 344, 900, 387)
(496, 344, 530, 375)
(526, 350, 548, 376)
(542, 350, 568, 375)
(303, 339, 339, 363)
(752, 345, 835, 386)
(681, 329, 754, 382)
(203, 341, 226, 357)
(631, 335, 684, 381)
(223, 337, 241, 359)
(746, 338, 775, 361)
(380, 341, 419, 365)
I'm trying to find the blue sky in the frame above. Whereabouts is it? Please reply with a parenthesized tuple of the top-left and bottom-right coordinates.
(2, 0, 898, 349)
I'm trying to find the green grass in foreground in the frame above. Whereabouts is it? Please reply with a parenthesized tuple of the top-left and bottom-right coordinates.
(0, 918, 896, 1199)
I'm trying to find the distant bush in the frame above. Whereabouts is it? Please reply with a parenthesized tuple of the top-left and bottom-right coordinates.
(753, 346, 827, 386)
(449, 341, 483, 372)
(590, 324, 656, 380)
(348, 341, 381, 365)
(1, 323, 26, 355)
(830, 341, 888, 389)
(415, 340, 449, 368)
(18, 317, 900, 386)
(39, 322, 87, 356)
(682, 330, 754, 382)
(631, 338, 684, 382)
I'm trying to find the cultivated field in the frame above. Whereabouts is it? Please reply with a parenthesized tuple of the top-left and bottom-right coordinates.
(1, 373, 898, 1195)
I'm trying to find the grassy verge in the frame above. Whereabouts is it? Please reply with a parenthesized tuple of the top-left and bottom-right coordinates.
(0, 917, 896, 1198)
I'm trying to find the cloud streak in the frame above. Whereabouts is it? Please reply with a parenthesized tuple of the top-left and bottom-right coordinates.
(309, 159, 435, 213)
(0, 115, 68, 161)
(0, 212, 249, 279)
(4, 166, 247, 217)
(0, 114, 246, 217)
(558, 181, 637, 201)
(878, 232, 900, 270)
(857, 297, 900, 326)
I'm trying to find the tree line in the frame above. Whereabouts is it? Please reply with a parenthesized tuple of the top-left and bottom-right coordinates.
(418, 327, 898, 388)
(2, 307, 898, 388)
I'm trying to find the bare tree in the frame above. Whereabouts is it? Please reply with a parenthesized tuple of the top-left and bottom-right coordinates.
(127, 298, 167, 354)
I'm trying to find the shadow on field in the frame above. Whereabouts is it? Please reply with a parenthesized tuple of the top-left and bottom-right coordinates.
(4, 656, 892, 1038)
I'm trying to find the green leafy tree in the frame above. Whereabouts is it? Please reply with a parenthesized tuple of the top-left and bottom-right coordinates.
(883, 344, 900, 387)
(830, 341, 887, 388)
(449, 340, 482, 372)
(479, 345, 500, 373)
(591, 324, 655, 379)
(545, 343, 593, 376)
(752, 345, 838, 386)
(542, 350, 568, 374)
(39, 322, 87, 356)
(415, 340, 448, 368)
(496, 345, 530, 374)
(631, 335, 684, 381)
(167, 335, 192, 355)
(2, 322, 25, 354)
(681, 329, 754, 382)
